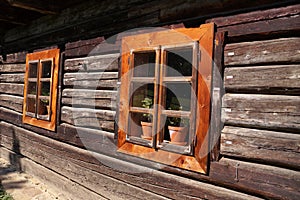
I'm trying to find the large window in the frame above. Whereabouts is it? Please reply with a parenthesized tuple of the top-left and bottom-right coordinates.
(23, 48, 60, 131)
(118, 23, 214, 173)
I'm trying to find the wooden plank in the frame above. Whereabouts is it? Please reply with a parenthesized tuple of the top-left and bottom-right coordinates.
(224, 38, 300, 66)
(0, 64, 25, 72)
(0, 122, 264, 200)
(4, 51, 27, 63)
(209, 31, 225, 161)
(0, 73, 24, 83)
(65, 37, 105, 57)
(207, 4, 300, 40)
(62, 97, 116, 109)
(222, 93, 300, 132)
(61, 106, 115, 131)
(0, 83, 24, 96)
(224, 65, 300, 95)
(0, 94, 23, 113)
(221, 126, 300, 169)
(62, 88, 117, 99)
(64, 53, 119, 72)
(6, 0, 58, 15)
(0, 147, 106, 200)
(64, 72, 118, 89)
(209, 158, 300, 200)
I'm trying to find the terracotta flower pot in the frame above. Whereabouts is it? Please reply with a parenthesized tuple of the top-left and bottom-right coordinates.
(168, 126, 188, 143)
(141, 121, 152, 139)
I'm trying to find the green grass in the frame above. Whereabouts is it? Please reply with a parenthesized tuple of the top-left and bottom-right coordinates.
(0, 185, 13, 200)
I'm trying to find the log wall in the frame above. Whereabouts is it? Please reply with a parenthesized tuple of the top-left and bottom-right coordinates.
(1, 2, 300, 200)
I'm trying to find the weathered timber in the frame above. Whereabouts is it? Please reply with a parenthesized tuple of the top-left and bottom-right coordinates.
(221, 126, 300, 169)
(0, 64, 25, 72)
(4, 51, 27, 63)
(207, 4, 300, 40)
(62, 88, 117, 99)
(0, 147, 107, 200)
(64, 53, 119, 72)
(64, 72, 118, 89)
(0, 83, 24, 96)
(224, 65, 300, 95)
(224, 37, 300, 66)
(0, 73, 24, 83)
(0, 122, 264, 200)
(209, 158, 300, 200)
(62, 97, 116, 109)
(61, 106, 115, 131)
(6, 0, 58, 15)
(0, 94, 23, 113)
(210, 31, 225, 161)
(65, 37, 105, 57)
(222, 93, 300, 132)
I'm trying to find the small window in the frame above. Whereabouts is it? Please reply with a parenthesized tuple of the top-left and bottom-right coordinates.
(118, 23, 214, 173)
(23, 49, 60, 131)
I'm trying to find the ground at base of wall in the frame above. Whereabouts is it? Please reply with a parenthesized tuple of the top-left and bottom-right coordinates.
(0, 158, 59, 200)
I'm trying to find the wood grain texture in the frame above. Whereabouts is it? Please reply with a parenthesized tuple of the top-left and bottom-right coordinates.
(0, 63, 25, 72)
(224, 65, 300, 95)
(62, 97, 116, 109)
(62, 88, 117, 99)
(221, 126, 300, 169)
(222, 93, 300, 132)
(0, 94, 23, 113)
(224, 37, 300, 66)
(4, 51, 27, 63)
(0, 121, 265, 200)
(64, 53, 119, 72)
(0, 73, 24, 83)
(207, 4, 300, 40)
(61, 106, 115, 131)
(0, 83, 24, 96)
(64, 72, 118, 89)
(0, 147, 106, 200)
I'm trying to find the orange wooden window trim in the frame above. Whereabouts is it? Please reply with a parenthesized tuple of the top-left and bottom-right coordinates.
(118, 23, 214, 173)
(23, 48, 60, 131)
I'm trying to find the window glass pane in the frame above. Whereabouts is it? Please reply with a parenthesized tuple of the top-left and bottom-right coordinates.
(131, 83, 154, 108)
(41, 60, 52, 78)
(165, 47, 193, 77)
(28, 62, 38, 78)
(128, 112, 153, 140)
(27, 82, 37, 95)
(26, 97, 36, 113)
(133, 52, 156, 77)
(40, 82, 51, 96)
(165, 82, 191, 111)
(37, 97, 50, 116)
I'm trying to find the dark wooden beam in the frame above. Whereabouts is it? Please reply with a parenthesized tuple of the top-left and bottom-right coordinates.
(6, 0, 58, 14)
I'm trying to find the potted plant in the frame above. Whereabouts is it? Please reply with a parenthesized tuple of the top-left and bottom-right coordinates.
(167, 104, 188, 144)
(140, 97, 153, 139)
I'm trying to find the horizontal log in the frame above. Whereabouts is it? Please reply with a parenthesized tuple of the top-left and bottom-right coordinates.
(65, 37, 106, 57)
(62, 88, 117, 99)
(224, 65, 300, 95)
(62, 97, 116, 109)
(222, 93, 300, 132)
(208, 4, 300, 40)
(0, 73, 24, 83)
(0, 83, 24, 96)
(224, 37, 300, 66)
(0, 63, 25, 72)
(64, 53, 119, 72)
(0, 125, 164, 199)
(209, 157, 300, 200)
(0, 121, 266, 200)
(208, 4, 300, 28)
(61, 106, 115, 131)
(0, 148, 104, 200)
(221, 126, 300, 169)
(64, 72, 118, 89)
(0, 94, 23, 113)
(4, 51, 27, 63)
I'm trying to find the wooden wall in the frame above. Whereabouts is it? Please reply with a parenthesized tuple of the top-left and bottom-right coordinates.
(0, 3, 300, 200)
